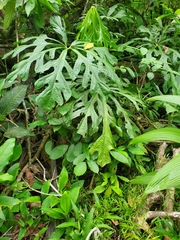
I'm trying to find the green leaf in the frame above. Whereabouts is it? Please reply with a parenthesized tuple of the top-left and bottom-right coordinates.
(50, 16, 67, 44)
(0, 196, 20, 208)
(94, 185, 106, 193)
(3, 0, 16, 30)
(60, 191, 71, 215)
(57, 221, 78, 229)
(147, 72, 154, 80)
(7, 163, 20, 180)
(4, 127, 34, 138)
(89, 101, 114, 167)
(140, 47, 148, 55)
(145, 154, 180, 193)
(0, 138, 15, 172)
(50, 145, 68, 160)
(128, 144, 147, 155)
(0, 85, 27, 116)
(110, 150, 131, 166)
(69, 187, 81, 203)
(87, 160, 99, 173)
(129, 128, 180, 145)
(38, 0, 58, 13)
(0, 173, 14, 182)
(10, 144, 22, 161)
(45, 141, 52, 156)
(25, 0, 36, 16)
(73, 153, 86, 165)
(28, 120, 47, 129)
(111, 186, 122, 196)
(131, 172, 156, 185)
(24, 196, 41, 203)
(148, 95, 180, 105)
(58, 166, 68, 192)
(74, 162, 87, 176)
(20, 201, 28, 218)
(41, 207, 63, 219)
(77, 6, 111, 48)
(82, 208, 95, 239)
(66, 144, 76, 162)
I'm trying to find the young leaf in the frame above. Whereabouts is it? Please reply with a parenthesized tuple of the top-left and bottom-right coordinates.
(58, 166, 68, 192)
(60, 191, 71, 215)
(90, 101, 114, 167)
(0, 85, 27, 116)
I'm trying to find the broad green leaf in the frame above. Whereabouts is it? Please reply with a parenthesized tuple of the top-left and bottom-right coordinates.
(45, 141, 52, 156)
(147, 72, 154, 80)
(58, 166, 68, 192)
(10, 144, 22, 161)
(0, 173, 13, 182)
(60, 191, 71, 215)
(110, 150, 131, 166)
(94, 185, 106, 193)
(25, 0, 36, 16)
(0, 196, 20, 208)
(3, 0, 15, 30)
(87, 160, 99, 173)
(129, 128, 180, 145)
(0, 138, 15, 172)
(73, 153, 86, 165)
(7, 163, 20, 180)
(111, 186, 122, 196)
(140, 47, 148, 55)
(145, 154, 180, 193)
(50, 145, 68, 160)
(148, 95, 180, 105)
(131, 172, 156, 185)
(0, 85, 27, 116)
(74, 162, 87, 176)
(74, 142, 82, 156)
(66, 144, 76, 162)
(4, 126, 34, 138)
(41, 207, 63, 219)
(89, 101, 114, 167)
(20, 201, 28, 218)
(69, 187, 81, 203)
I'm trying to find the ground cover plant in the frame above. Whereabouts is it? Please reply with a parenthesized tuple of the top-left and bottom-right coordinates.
(0, 0, 180, 239)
